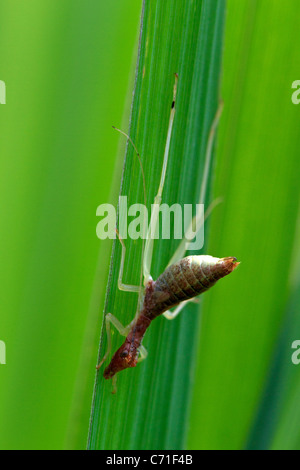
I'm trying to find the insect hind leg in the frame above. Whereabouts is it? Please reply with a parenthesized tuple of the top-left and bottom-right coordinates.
(143, 74, 178, 284)
(166, 101, 224, 268)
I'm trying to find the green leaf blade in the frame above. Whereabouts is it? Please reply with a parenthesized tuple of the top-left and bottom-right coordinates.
(88, 0, 226, 450)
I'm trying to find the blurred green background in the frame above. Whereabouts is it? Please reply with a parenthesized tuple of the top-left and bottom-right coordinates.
(0, 0, 141, 449)
(1, 0, 300, 450)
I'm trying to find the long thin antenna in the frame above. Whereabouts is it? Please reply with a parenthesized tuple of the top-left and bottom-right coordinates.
(198, 100, 224, 205)
(112, 126, 147, 209)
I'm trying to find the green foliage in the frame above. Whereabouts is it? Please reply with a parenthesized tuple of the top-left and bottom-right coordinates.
(0, 0, 141, 449)
(1, 0, 300, 451)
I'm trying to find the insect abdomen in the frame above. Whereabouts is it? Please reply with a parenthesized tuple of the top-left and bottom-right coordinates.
(152, 255, 239, 314)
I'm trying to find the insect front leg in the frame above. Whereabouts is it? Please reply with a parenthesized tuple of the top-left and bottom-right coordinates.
(116, 229, 142, 293)
(96, 312, 131, 370)
(137, 344, 148, 363)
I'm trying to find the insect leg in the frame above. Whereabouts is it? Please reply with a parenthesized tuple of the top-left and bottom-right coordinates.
(137, 344, 148, 363)
(116, 229, 142, 293)
(112, 127, 147, 297)
(163, 297, 201, 320)
(166, 101, 224, 267)
(96, 312, 131, 370)
(112, 375, 118, 394)
(105, 312, 131, 336)
(143, 74, 178, 284)
(96, 314, 112, 370)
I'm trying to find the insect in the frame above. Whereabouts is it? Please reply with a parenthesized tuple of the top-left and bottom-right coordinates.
(97, 74, 239, 390)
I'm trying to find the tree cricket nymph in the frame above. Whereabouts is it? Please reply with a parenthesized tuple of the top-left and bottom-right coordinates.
(97, 74, 240, 390)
